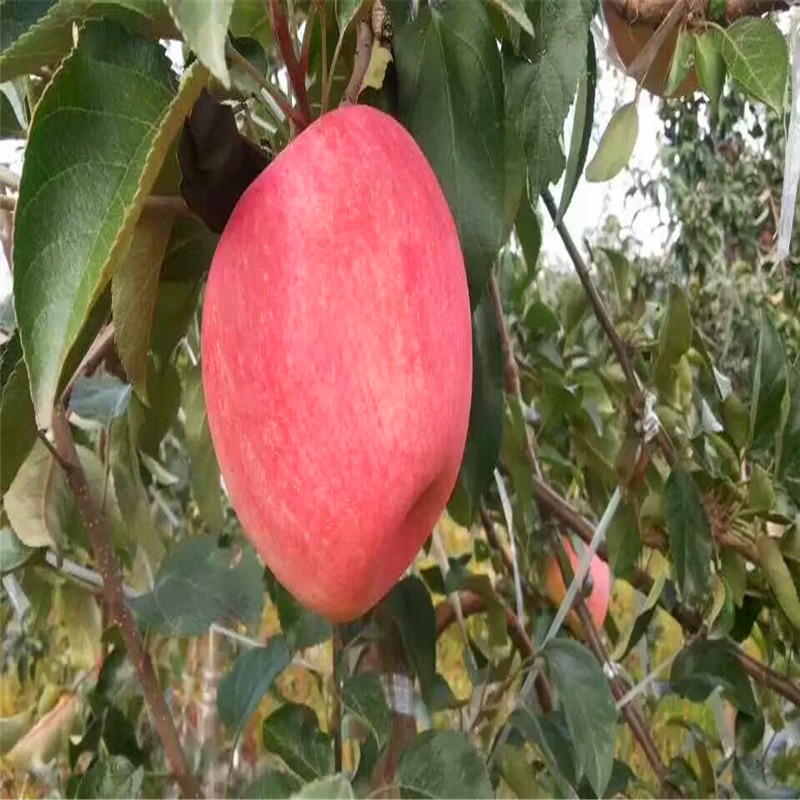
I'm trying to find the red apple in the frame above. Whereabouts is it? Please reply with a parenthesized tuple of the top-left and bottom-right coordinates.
(544, 539, 612, 638)
(201, 106, 473, 621)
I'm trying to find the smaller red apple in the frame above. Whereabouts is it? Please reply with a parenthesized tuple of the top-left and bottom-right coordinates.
(544, 539, 611, 639)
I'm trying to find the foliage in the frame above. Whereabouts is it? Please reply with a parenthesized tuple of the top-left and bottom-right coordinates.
(1, 1, 799, 799)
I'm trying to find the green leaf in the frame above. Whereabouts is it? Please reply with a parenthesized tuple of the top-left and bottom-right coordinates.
(395, 0, 505, 302)
(60, 584, 101, 669)
(111, 212, 176, 401)
(557, 35, 596, 222)
(663, 468, 713, 606)
(133, 360, 182, 455)
(779, 370, 800, 483)
(654, 284, 692, 394)
(732, 756, 799, 800)
(5, 440, 70, 549)
(130, 534, 264, 635)
(165, 0, 233, 87)
(664, 31, 695, 97)
(264, 569, 332, 651)
(515, 191, 541, 275)
(341, 674, 391, 752)
(336, 0, 366, 34)
(243, 770, 302, 800)
(606, 501, 641, 578)
(544, 639, 617, 797)
(694, 32, 725, 109)
(217, 636, 291, 736)
(13, 21, 207, 428)
(505, 0, 594, 196)
(670, 638, 757, 715)
(0, 335, 36, 492)
(0, 79, 28, 137)
(70, 755, 144, 799)
(748, 464, 774, 512)
(383, 576, 436, 704)
(69, 375, 132, 427)
(397, 730, 492, 799)
(292, 775, 354, 799)
(715, 18, 788, 113)
(757, 534, 800, 634)
(448, 293, 504, 524)
(508, 708, 577, 798)
(183, 364, 224, 533)
(585, 102, 639, 183)
(0, 528, 34, 575)
(749, 314, 787, 451)
(262, 703, 333, 782)
(486, 0, 533, 36)
(724, 393, 749, 451)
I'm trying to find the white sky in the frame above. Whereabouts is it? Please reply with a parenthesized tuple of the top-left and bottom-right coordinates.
(0, 30, 663, 299)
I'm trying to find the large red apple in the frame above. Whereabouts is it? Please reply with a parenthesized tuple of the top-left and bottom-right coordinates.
(201, 106, 473, 621)
(544, 539, 612, 638)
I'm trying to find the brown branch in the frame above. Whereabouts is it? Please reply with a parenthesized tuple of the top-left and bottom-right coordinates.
(737, 649, 800, 708)
(340, 20, 374, 107)
(268, 0, 312, 127)
(606, 0, 790, 25)
(540, 189, 677, 467)
(331, 624, 343, 773)
(549, 536, 669, 789)
(51, 406, 202, 799)
(435, 591, 554, 713)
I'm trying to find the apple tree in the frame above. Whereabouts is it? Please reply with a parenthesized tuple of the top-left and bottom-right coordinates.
(1, 0, 799, 798)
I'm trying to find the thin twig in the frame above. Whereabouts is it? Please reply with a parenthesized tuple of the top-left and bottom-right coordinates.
(736, 649, 800, 708)
(51, 407, 203, 799)
(332, 624, 343, 772)
(541, 188, 677, 466)
(605, 0, 789, 25)
(225, 42, 307, 130)
(268, 0, 312, 126)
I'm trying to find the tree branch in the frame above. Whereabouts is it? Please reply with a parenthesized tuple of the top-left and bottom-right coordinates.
(605, 0, 790, 25)
(340, 20, 374, 107)
(549, 536, 669, 789)
(540, 189, 677, 467)
(51, 407, 202, 799)
(225, 42, 307, 130)
(268, 0, 312, 127)
(736, 648, 800, 708)
(435, 591, 554, 713)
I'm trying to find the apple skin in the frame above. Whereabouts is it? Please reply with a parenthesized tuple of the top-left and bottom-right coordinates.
(544, 539, 612, 638)
(603, 0, 698, 98)
(201, 106, 473, 622)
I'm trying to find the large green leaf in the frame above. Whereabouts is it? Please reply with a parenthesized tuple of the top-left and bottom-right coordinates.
(383, 576, 436, 704)
(262, 703, 333, 782)
(504, 0, 594, 196)
(557, 35, 595, 221)
(448, 293, 504, 524)
(0, 528, 35, 575)
(0, 0, 175, 81)
(69, 755, 144, 799)
(217, 636, 291, 736)
(165, 0, 232, 87)
(670, 638, 757, 715)
(341, 674, 391, 753)
(749, 314, 787, 452)
(292, 775, 354, 799)
(654, 284, 692, 396)
(111, 212, 176, 401)
(779, 369, 800, 493)
(130, 534, 264, 635)
(732, 756, 799, 800)
(13, 21, 206, 428)
(663, 468, 713, 605)
(397, 730, 492, 799)
(715, 18, 788, 113)
(243, 770, 302, 800)
(757, 534, 800, 634)
(694, 32, 725, 109)
(183, 364, 224, 533)
(394, 0, 505, 302)
(544, 639, 617, 798)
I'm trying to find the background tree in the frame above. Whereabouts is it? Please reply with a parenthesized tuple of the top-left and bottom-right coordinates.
(0, 1, 799, 799)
